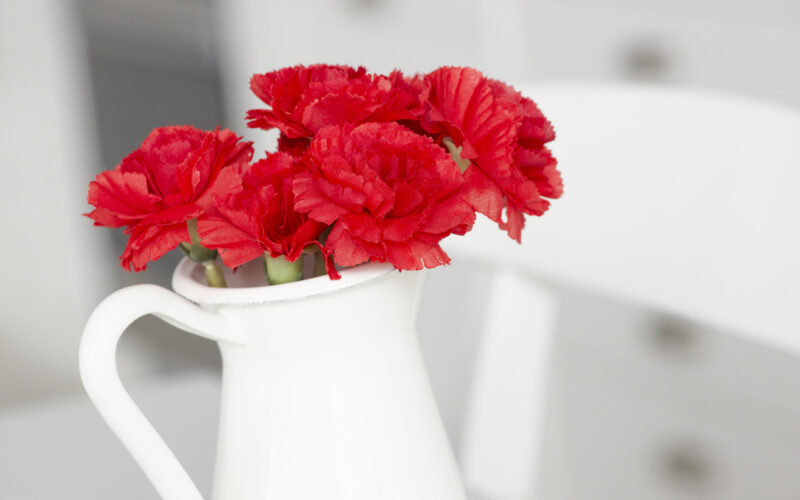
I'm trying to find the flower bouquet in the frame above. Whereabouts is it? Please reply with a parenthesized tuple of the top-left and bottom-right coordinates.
(81, 64, 563, 500)
(85, 65, 562, 286)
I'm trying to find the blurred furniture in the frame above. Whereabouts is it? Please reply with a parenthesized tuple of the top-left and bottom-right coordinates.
(449, 83, 800, 500)
(216, 0, 532, 153)
(0, 0, 110, 406)
(455, 83, 800, 352)
(0, 373, 220, 500)
(217, 0, 800, 153)
(4, 69, 799, 498)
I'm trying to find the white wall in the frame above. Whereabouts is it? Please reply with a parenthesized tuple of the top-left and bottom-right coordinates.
(0, 0, 111, 407)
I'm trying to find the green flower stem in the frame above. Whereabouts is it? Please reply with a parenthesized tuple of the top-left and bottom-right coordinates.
(264, 253, 304, 285)
(187, 218, 202, 245)
(443, 137, 471, 173)
(203, 260, 227, 288)
(181, 219, 227, 287)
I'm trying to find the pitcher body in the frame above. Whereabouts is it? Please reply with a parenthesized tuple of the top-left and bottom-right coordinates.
(80, 260, 466, 500)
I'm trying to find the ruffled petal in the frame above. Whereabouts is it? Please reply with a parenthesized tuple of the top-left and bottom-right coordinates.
(516, 146, 563, 198)
(120, 223, 189, 272)
(87, 125, 254, 271)
(86, 169, 160, 227)
(197, 213, 261, 269)
(326, 223, 376, 267)
(248, 65, 424, 137)
(296, 122, 470, 270)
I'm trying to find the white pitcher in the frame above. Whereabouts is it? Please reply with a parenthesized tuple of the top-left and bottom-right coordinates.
(80, 259, 467, 500)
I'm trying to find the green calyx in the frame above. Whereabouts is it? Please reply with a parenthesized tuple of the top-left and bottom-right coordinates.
(180, 218, 219, 263)
(264, 253, 304, 285)
(179, 241, 219, 264)
(181, 218, 226, 288)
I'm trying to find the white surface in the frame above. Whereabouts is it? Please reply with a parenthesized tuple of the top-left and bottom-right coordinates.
(446, 83, 800, 356)
(0, 372, 493, 500)
(81, 264, 465, 500)
(553, 284, 800, 500)
(0, 0, 110, 406)
(0, 372, 220, 500)
(460, 271, 559, 500)
(80, 286, 241, 500)
(442, 84, 800, 500)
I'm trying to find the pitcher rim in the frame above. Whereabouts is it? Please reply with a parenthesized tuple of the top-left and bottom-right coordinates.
(172, 257, 396, 305)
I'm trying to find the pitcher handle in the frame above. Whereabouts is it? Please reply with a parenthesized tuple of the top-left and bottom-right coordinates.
(79, 284, 246, 500)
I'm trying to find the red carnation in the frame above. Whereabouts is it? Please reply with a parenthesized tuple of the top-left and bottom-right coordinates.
(488, 78, 562, 228)
(85, 126, 253, 271)
(247, 64, 422, 139)
(277, 133, 311, 157)
(293, 122, 475, 270)
(197, 152, 338, 277)
(418, 67, 561, 241)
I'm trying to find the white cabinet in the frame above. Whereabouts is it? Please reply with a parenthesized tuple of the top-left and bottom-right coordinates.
(518, 1, 800, 108)
(552, 286, 800, 500)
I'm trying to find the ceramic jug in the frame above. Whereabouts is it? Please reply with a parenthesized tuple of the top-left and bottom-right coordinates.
(80, 258, 467, 500)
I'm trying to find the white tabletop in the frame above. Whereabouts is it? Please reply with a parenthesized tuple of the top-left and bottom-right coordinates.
(446, 84, 800, 356)
(0, 372, 221, 499)
(0, 371, 488, 499)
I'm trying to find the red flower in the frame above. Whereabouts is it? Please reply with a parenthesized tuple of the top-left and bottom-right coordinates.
(277, 133, 311, 157)
(488, 78, 562, 196)
(85, 126, 253, 271)
(197, 152, 338, 278)
(247, 65, 422, 139)
(418, 67, 561, 241)
(293, 122, 475, 270)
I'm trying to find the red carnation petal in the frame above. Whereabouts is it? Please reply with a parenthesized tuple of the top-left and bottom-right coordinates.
(382, 215, 422, 242)
(248, 65, 424, 138)
(195, 162, 246, 214)
(326, 223, 375, 267)
(140, 204, 201, 226)
(88, 126, 253, 271)
(383, 240, 423, 270)
(414, 239, 451, 269)
(301, 94, 375, 133)
(202, 151, 327, 266)
(489, 79, 556, 148)
(384, 238, 451, 270)
(292, 171, 353, 224)
(391, 183, 425, 217)
(340, 213, 382, 243)
(120, 223, 189, 272)
(309, 240, 341, 280)
(501, 202, 526, 243)
(418, 69, 563, 242)
(249, 73, 278, 105)
(282, 219, 326, 262)
(494, 167, 550, 217)
(420, 195, 475, 236)
(246, 109, 310, 138)
(86, 170, 160, 227)
(277, 134, 311, 157)
(516, 147, 563, 198)
(197, 215, 262, 269)
(421, 67, 516, 166)
(297, 122, 472, 271)
(460, 165, 506, 224)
